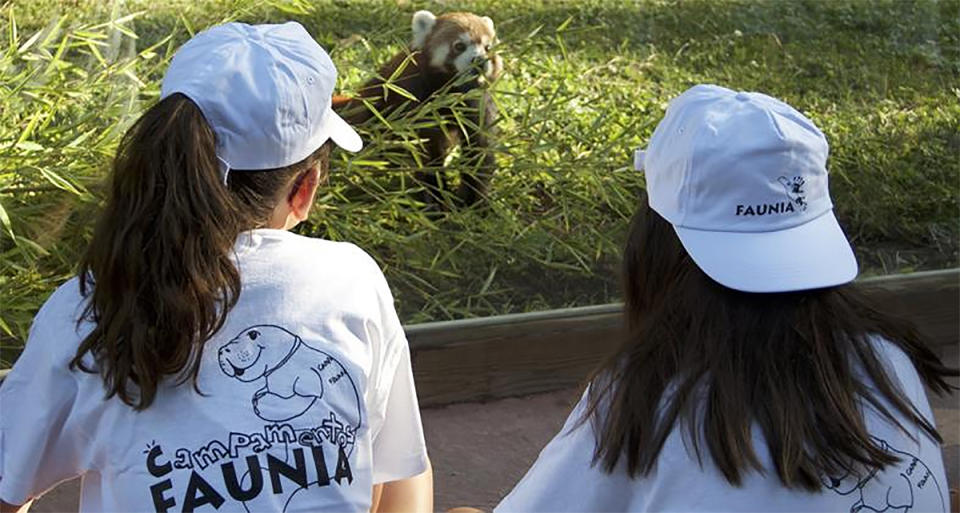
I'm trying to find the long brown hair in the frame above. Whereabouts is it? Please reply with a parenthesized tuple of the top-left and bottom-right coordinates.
(584, 196, 957, 490)
(71, 93, 330, 409)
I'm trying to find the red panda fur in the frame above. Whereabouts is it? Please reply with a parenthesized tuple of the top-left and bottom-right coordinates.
(333, 11, 502, 207)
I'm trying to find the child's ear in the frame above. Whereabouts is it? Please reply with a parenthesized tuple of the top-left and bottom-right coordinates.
(289, 166, 320, 221)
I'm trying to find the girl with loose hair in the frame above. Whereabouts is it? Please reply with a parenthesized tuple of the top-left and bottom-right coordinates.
(497, 84, 956, 512)
(0, 22, 431, 513)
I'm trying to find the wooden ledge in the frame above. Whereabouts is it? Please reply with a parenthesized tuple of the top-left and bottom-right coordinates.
(407, 269, 959, 406)
(1, 269, 957, 407)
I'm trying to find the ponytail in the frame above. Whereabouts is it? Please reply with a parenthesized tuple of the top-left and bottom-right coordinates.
(71, 93, 328, 409)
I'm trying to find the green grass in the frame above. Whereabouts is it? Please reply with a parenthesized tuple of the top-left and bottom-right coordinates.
(1, 0, 958, 366)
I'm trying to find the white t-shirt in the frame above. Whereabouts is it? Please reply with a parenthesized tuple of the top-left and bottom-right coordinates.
(0, 229, 429, 512)
(497, 339, 949, 513)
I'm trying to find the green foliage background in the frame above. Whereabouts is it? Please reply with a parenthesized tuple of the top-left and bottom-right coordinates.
(2, 0, 958, 366)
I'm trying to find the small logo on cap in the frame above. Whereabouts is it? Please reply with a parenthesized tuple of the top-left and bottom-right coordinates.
(734, 175, 808, 217)
(777, 175, 808, 211)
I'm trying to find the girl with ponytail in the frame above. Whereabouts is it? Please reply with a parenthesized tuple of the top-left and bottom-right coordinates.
(0, 23, 431, 513)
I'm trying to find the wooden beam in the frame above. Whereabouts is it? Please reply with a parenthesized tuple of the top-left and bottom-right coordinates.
(1, 270, 957, 405)
(409, 305, 623, 406)
(856, 269, 959, 350)
(408, 269, 959, 406)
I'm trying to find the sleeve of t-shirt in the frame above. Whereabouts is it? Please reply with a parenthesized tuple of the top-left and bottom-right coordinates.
(355, 247, 428, 484)
(0, 288, 89, 505)
(370, 337, 429, 484)
(495, 389, 635, 513)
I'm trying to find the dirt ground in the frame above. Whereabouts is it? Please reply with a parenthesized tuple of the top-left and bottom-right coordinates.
(26, 382, 959, 512)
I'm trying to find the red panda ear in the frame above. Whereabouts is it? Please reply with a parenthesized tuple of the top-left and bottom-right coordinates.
(411, 10, 437, 49)
(481, 16, 495, 35)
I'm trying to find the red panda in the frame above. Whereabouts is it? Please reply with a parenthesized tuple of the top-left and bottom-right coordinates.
(334, 10, 502, 207)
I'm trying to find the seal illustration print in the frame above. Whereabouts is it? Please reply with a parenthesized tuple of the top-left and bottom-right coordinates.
(218, 325, 363, 448)
(132, 325, 372, 512)
(822, 437, 946, 513)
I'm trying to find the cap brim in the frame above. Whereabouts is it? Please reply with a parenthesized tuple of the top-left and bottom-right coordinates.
(316, 108, 363, 153)
(674, 210, 858, 293)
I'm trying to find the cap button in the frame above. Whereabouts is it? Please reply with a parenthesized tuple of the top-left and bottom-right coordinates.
(735, 92, 750, 102)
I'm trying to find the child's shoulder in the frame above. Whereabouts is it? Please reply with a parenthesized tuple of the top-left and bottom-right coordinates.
(19, 276, 89, 365)
(279, 232, 385, 277)
(35, 276, 86, 326)
(866, 335, 924, 392)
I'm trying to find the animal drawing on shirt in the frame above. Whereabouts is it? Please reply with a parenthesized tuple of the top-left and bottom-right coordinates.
(821, 437, 945, 512)
(218, 325, 362, 454)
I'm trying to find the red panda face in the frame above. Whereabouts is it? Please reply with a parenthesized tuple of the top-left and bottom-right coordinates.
(411, 10, 502, 84)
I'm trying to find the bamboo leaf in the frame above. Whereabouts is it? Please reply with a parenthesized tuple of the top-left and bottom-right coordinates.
(479, 265, 498, 295)
(0, 315, 13, 338)
(37, 167, 84, 195)
(0, 200, 14, 240)
(14, 141, 43, 152)
(7, 8, 18, 52)
(16, 28, 42, 54)
(383, 82, 418, 103)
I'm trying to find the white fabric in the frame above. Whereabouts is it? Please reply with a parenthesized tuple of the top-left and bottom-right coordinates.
(675, 209, 858, 293)
(0, 229, 428, 512)
(636, 84, 857, 292)
(160, 22, 362, 174)
(496, 339, 950, 513)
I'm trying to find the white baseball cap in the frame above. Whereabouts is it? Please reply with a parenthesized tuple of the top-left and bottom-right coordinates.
(635, 84, 857, 293)
(160, 22, 362, 180)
